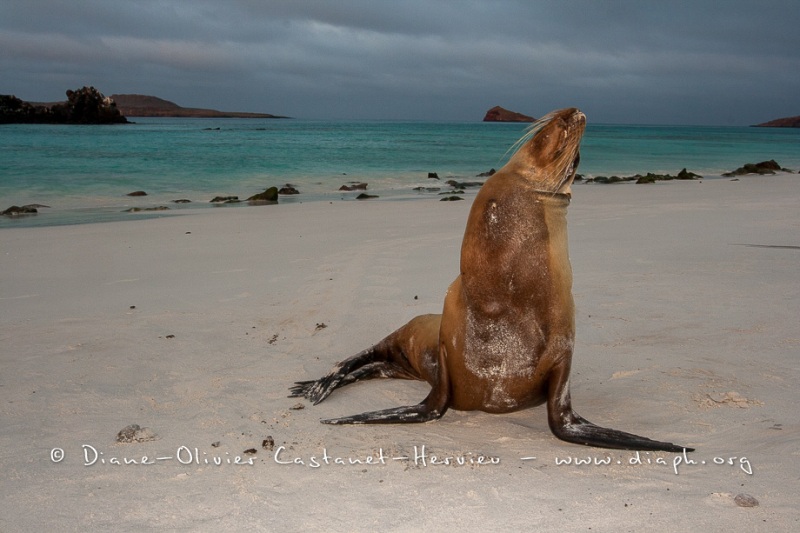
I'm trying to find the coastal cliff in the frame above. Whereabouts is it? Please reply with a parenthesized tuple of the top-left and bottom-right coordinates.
(111, 94, 288, 118)
(483, 106, 535, 122)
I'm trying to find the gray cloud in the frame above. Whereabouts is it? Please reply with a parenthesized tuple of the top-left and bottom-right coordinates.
(1, 0, 798, 124)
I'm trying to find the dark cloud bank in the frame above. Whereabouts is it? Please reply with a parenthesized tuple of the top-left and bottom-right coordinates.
(1, 1, 798, 124)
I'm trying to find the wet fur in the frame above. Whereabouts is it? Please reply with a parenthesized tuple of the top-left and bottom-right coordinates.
(290, 108, 693, 452)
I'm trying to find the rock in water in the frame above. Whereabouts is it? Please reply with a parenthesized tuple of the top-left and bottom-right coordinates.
(124, 206, 170, 212)
(722, 160, 785, 177)
(339, 183, 368, 191)
(247, 187, 279, 204)
(2, 205, 39, 216)
(677, 168, 703, 180)
(210, 196, 240, 203)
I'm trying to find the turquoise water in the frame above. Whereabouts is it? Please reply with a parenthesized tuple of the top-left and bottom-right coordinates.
(1, 118, 799, 228)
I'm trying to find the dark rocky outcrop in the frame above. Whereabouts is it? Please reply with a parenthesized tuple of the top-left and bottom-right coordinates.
(247, 187, 279, 204)
(446, 179, 484, 189)
(2, 204, 47, 216)
(589, 176, 633, 184)
(210, 196, 240, 203)
(428, 173, 439, 180)
(1, 87, 128, 124)
(110, 94, 288, 119)
(483, 106, 535, 122)
(583, 169, 704, 184)
(722, 160, 792, 176)
(752, 116, 800, 128)
(339, 183, 368, 191)
(127, 191, 148, 197)
(124, 206, 170, 212)
(356, 193, 378, 200)
(440, 196, 464, 201)
(477, 168, 496, 177)
(677, 168, 703, 180)
(278, 185, 300, 195)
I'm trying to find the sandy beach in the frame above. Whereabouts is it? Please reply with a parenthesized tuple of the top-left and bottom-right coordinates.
(2, 175, 799, 531)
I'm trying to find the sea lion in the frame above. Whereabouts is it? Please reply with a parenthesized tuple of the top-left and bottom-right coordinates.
(290, 108, 692, 452)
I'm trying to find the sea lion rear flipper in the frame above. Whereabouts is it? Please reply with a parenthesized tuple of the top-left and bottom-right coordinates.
(289, 350, 418, 405)
(290, 314, 441, 406)
(320, 400, 446, 424)
(321, 344, 451, 424)
(321, 380, 449, 424)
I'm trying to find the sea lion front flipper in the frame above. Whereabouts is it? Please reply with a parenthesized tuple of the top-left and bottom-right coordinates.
(550, 412, 694, 453)
(546, 365, 694, 453)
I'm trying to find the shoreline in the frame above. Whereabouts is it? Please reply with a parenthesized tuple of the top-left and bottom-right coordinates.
(2, 169, 796, 230)
(2, 174, 799, 529)
(4, 119, 800, 231)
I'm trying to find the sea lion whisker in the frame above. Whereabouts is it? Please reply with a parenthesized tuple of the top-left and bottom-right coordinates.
(503, 110, 560, 161)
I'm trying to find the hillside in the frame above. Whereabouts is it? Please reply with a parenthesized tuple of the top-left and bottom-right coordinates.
(110, 94, 288, 118)
(752, 115, 800, 128)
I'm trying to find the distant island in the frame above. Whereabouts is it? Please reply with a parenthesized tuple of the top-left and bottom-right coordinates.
(0, 86, 288, 124)
(111, 94, 289, 119)
(483, 106, 535, 122)
(1, 86, 127, 124)
(752, 115, 800, 128)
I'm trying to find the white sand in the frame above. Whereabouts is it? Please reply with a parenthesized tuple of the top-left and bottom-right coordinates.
(2, 176, 799, 531)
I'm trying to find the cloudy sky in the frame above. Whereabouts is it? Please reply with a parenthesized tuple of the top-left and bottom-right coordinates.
(2, 1, 798, 124)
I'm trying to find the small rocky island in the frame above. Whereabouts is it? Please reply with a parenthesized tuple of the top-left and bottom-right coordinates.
(0, 86, 128, 124)
(483, 106, 535, 122)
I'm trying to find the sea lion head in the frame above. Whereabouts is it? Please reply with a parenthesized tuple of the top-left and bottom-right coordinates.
(505, 107, 586, 195)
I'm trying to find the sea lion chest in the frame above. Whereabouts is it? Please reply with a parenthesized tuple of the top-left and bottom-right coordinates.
(445, 177, 574, 412)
